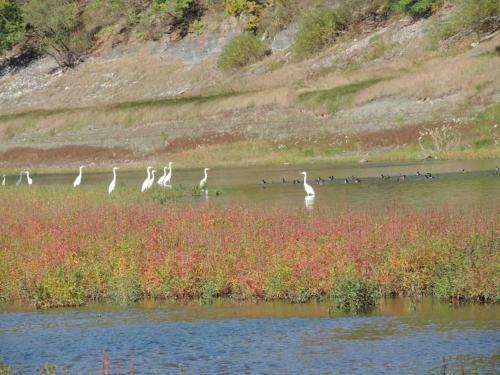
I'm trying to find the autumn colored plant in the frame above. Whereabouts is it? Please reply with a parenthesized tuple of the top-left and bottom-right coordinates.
(0, 187, 497, 308)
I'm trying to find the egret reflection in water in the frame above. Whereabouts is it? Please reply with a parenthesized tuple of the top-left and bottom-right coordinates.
(305, 195, 315, 210)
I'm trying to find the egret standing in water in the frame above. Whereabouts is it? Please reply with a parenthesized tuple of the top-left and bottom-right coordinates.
(73, 166, 85, 187)
(300, 171, 315, 196)
(25, 171, 32, 186)
(15, 171, 23, 186)
(163, 162, 173, 187)
(157, 166, 167, 186)
(158, 162, 173, 187)
(199, 168, 210, 190)
(1, 175, 5, 186)
(141, 166, 153, 193)
(108, 167, 119, 195)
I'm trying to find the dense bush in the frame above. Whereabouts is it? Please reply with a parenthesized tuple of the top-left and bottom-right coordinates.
(217, 33, 268, 70)
(390, 0, 442, 18)
(0, 0, 24, 51)
(292, 3, 349, 59)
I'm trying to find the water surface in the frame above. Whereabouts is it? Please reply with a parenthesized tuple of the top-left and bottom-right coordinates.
(0, 299, 498, 374)
(7, 159, 500, 211)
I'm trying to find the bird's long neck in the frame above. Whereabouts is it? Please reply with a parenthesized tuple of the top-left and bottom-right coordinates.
(79, 166, 83, 175)
(113, 169, 117, 180)
(204, 170, 208, 179)
(303, 173, 307, 185)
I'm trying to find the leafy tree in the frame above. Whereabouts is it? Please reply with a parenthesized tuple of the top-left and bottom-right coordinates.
(0, 0, 24, 51)
(22, 0, 91, 68)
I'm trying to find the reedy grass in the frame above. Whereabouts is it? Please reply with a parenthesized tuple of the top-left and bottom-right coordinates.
(0, 187, 497, 308)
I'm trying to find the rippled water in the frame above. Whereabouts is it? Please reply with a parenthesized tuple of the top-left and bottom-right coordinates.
(0, 299, 499, 374)
(8, 159, 500, 211)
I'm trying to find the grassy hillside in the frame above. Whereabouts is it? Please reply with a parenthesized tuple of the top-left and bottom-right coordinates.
(0, 0, 498, 167)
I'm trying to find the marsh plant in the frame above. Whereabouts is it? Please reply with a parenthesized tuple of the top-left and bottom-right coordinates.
(0, 187, 497, 308)
(330, 276, 379, 314)
(418, 120, 462, 157)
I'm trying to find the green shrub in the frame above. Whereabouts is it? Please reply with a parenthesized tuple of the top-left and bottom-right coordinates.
(224, 0, 252, 16)
(0, 0, 24, 51)
(292, 3, 348, 59)
(434, 0, 500, 40)
(331, 276, 379, 313)
(218, 33, 268, 70)
(153, 0, 193, 18)
(34, 267, 85, 308)
(199, 280, 218, 304)
(390, 0, 442, 18)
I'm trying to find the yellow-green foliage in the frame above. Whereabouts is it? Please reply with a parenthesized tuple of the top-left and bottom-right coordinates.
(293, 3, 349, 59)
(34, 267, 85, 308)
(218, 33, 268, 70)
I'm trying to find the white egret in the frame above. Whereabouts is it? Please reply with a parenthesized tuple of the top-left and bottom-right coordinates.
(300, 171, 315, 196)
(163, 162, 173, 187)
(157, 166, 167, 186)
(1, 175, 5, 186)
(108, 167, 119, 195)
(150, 170, 157, 188)
(73, 165, 85, 187)
(199, 168, 210, 190)
(141, 166, 153, 193)
(15, 171, 23, 186)
(25, 171, 32, 186)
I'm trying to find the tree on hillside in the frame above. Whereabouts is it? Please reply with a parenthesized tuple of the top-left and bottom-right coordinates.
(22, 0, 91, 68)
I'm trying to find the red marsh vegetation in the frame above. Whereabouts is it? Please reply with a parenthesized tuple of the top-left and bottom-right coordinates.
(0, 190, 497, 308)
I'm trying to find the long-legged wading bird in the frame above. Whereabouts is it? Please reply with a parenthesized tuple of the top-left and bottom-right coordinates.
(2, 175, 5, 186)
(73, 165, 85, 187)
(16, 171, 23, 186)
(108, 167, 119, 195)
(300, 171, 315, 196)
(150, 170, 157, 188)
(141, 166, 153, 192)
(158, 166, 167, 186)
(163, 162, 173, 186)
(200, 168, 210, 190)
(25, 171, 32, 186)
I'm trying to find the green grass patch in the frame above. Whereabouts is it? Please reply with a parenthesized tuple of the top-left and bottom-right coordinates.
(0, 91, 241, 122)
(298, 78, 385, 114)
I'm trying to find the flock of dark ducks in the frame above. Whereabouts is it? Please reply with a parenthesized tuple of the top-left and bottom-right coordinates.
(261, 166, 500, 187)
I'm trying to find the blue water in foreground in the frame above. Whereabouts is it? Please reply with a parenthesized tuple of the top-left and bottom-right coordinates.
(1, 299, 499, 374)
